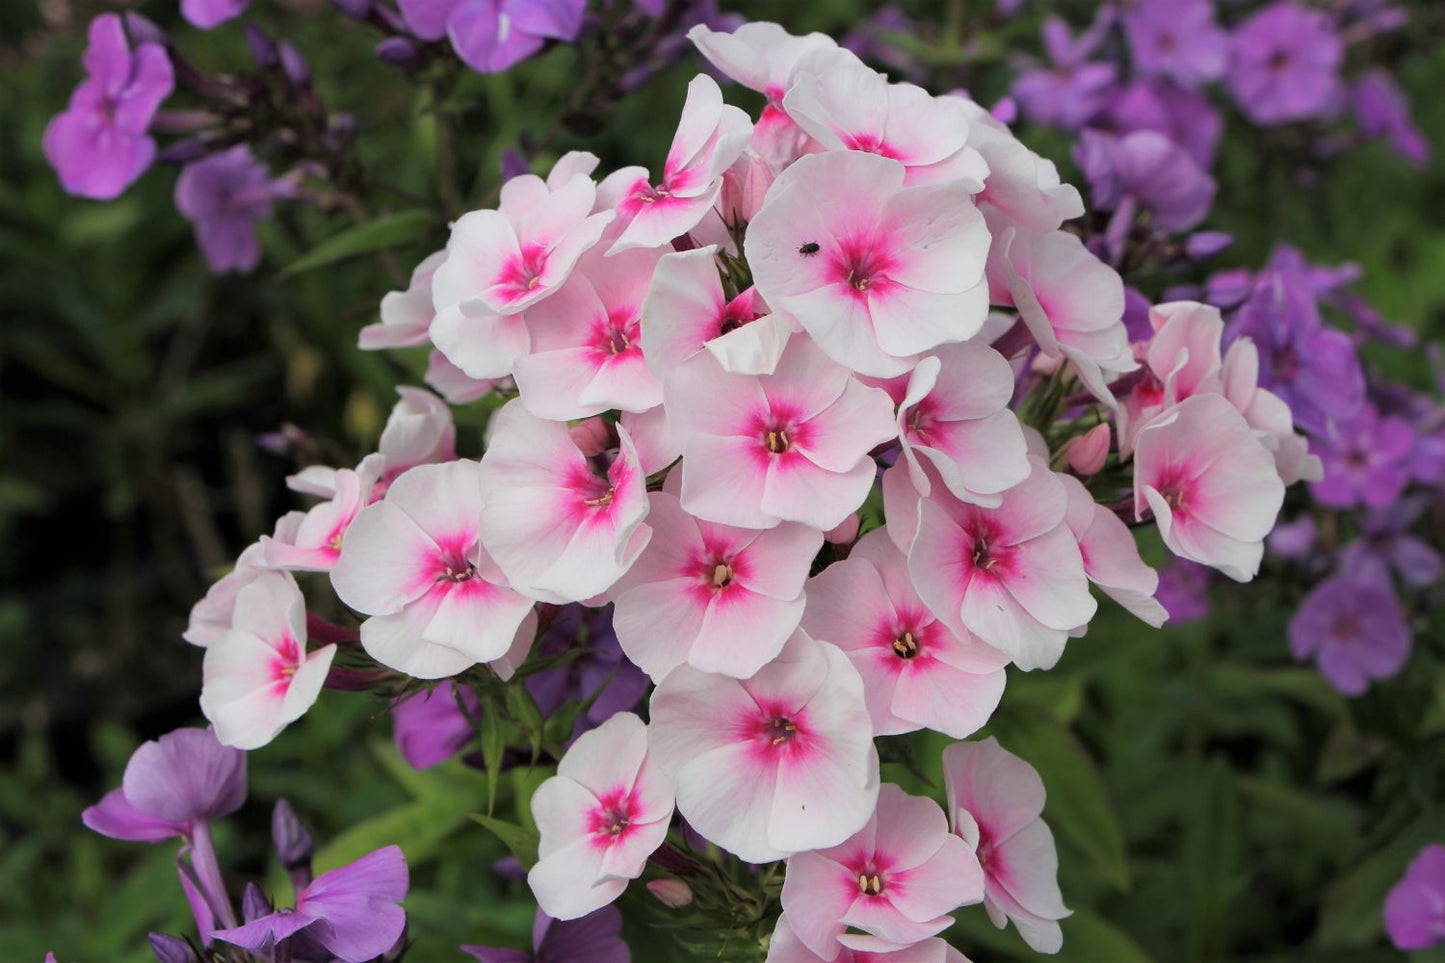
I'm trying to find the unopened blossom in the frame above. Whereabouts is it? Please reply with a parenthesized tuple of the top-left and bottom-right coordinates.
(665, 338, 896, 531)
(1059, 474, 1166, 627)
(185, 541, 268, 647)
(782, 783, 982, 957)
(956, 99, 1084, 235)
(882, 341, 1030, 506)
(782, 62, 988, 188)
(612, 491, 822, 680)
(332, 460, 535, 678)
(943, 738, 1070, 954)
(1385, 844, 1445, 950)
(397, 0, 587, 74)
(1309, 404, 1415, 509)
(215, 845, 408, 963)
(1122, 0, 1226, 89)
(1227, 2, 1342, 126)
(648, 631, 879, 863)
(767, 915, 971, 963)
(182, 0, 249, 29)
(1289, 573, 1410, 696)
(464, 906, 629, 963)
(804, 529, 1006, 738)
(640, 247, 793, 377)
(262, 454, 384, 572)
(479, 401, 652, 603)
(528, 713, 674, 920)
(746, 151, 991, 377)
(200, 571, 336, 750)
(1133, 394, 1284, 582)
(512, 247, 664, 419)
(44, 14, 173, 200)
(360, 251, 446, 349)
(603, 74, 751, 254)
(1065, 423, 1110, 476)
(909, 459, 1096, 671)
(392, 681, 481, 769)
(175, 146, 281, 275)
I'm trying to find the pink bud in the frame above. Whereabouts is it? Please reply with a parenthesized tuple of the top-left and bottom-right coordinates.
(825, 513, 860, 545)
(568, 417, 612, 457)
(1067, 423, 1111, 476)
(719, 149, 775, 226)
(647, 878, 694, 909)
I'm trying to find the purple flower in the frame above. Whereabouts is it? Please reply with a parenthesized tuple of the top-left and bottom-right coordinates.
(1011, 15, 1117, 131)
(1102, 79, 1222, 169)
(1155, 559, 1212, 624)
(397, 0, 587, 74)
(182, 0, 251, 29)
(1310, 403, 1415, 509)
(214, 845, 409, 963)
(1227, 2, 1342, 125)
(1352, 70, 1430, 167)
(1267, 516, 1317, 560)
(1385, 844, 1445, 950)
(392, 681, 481, 769)
(1288, 573, 1410, 695)
(1122, 0, 1226, 89)
(463, 905, 629, 963)
(174, 145, 278, 275)
(1075, 128, 1216, 235)
(43, 14, 174, 201)
(525, 607, 648, 740)
(1338, 499, 1443, 590)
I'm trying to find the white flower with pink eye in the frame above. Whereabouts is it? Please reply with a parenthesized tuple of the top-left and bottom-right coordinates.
(602, 74, 751, 255)
(200, 571, 335, 750)
(1115, 300, 1226, 454)
(647, 631, 879, 863)
(425, 350, 498, 405)
(261, 454, 385, 572)
(803, 529, 1006, 739)
(330, 460, 534, 679)
(376, 386, 456, 489)
(611, 490, 822, 681)
(665, 337, 896, 532)
(527, 712, 675, 921)
(958, 98, 1084, 235)
(185, 540, 267, 647)
(746, 151, 991, 378)
(780, 783, 983, 958)
(943, 737, 1071, 955)
(1132, 393, 1284, 582)
(640, 246, 795, 378)
(359, 250, 445, 350)
(767, 915, 972, 963)
(908, 458, 1096, 671)
(1218, 337, 1322, 484)
(1059, 473, 1167, 627)
(478, 401, 652, 603)
(879, 340, 1030, 507)
(782, 63, 988, 188)
(511, 246, 665, 421)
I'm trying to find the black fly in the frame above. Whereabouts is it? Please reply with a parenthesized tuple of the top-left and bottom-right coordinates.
(798, 241, 820, 257)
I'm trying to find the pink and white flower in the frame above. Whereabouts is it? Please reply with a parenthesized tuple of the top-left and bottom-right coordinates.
(908, 459, 1096, 670)
(512, 246, 665, 420)
(528, 712, 674, 920)
(603, 74, 751, 254)
(1059, 473, 1166, 627)
(376, 386, 456, 487)
(647, 631, 879, 863)
(185, 540, 267, 647)
(611, 491, 822, 681)
(359, 250, 445, 350)
(478, 401, 652, 602)
(425, 350, 499, 405)
(958, 99, 1084, 235)
(1132, 393, 1284, 582)
(943, 737, 1070, 954)
(746, 151, 990, 377)
(331, 460, 534, 678)
(767, 916, 971, 963)
(665, 337, 896, 531)
(780, 783, 983, 958)
(261, 454, 385, 572)
(200, 571, 335, 750)
(804, 529, 1006, 739)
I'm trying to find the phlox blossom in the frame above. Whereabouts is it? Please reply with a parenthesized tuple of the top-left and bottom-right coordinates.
(648, 631, 879, 863)
(1059, 474, 1167, 627)
(261, 454, 385, 572)
(528, 712, 674, 920)
(767, 916, 972, 963)
(1385, 844, 1445, 950)
(185, 540, 267, 647)
(360, 251, 446, 349)
(956, 99, 1084, 235)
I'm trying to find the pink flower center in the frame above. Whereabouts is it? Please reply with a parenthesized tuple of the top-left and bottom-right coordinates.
(892, 630, 920, 660)
(765, 427, 792, 454)
(496, 244, 549, 299)
(1156, 470, 1190, 516)
(905, 399, 938, 443)
(711, 561, 734, 588)
(269, 634, 303, 684)
(970, 528, 1010, 576)
(438, 561, 477, 583)
(587, 789, 637, 848)
(858, 869, 886, 895)
(764, 716, 800, 745)
(830, 238, 897, 297)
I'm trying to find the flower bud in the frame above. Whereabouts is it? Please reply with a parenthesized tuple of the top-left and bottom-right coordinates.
(272, 798, 315, 872)
(569, 417, 612, 457)
(647, 878, 694, 908)
(279, 42, 311, 87)
(158, 138, 212, 165)
(825, 513, 860, 545)
(501, 148, 531, 183)
(719, 149, 774, 227)
(148, 933, 198, 963)
(1184, 231, 1233, 260)
(332, 0, 372, 18)
(241, 882, 273, 923)
(1066, 423, 1111, 476)
(244, 23, 279, 68)
(123, 13, 168, 47)
(374, 37, 420, 69)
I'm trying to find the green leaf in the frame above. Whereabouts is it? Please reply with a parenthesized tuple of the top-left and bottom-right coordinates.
(278, 209, 437, 278)
(470, 814, 540, 870)
(1057, 908, 1159, 963)
(480, 708, 506, 816)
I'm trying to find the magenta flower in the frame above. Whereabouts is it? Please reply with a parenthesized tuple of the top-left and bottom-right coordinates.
(182, 0, 250, 29)
(331, 460, 535, 678)
(44, 14, 173, 200)
(665, 338, 896, 531)
(803, 529, 1007, 739)
(781, 784, 982, 957)
(1385, 844, 1445, 950)
(214, 845, 408, 963)
(397, 0, 587, 74)
(612, 490, 822, 681)
(464, 906, 629, 963)
(528, 713, 674, 920)
(943, 738, 1070, 954)
(648, 632, 879, 863)
(1288, 573, 1410, 696)
(175, 145, 280, 275)
(1227, 2, 1342, 126)
(1122, 0, 1226, 89)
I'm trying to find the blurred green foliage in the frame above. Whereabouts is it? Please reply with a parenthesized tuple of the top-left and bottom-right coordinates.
(2, 1, 1444, 961)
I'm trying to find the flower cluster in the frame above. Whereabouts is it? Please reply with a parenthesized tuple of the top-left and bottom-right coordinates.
(133, 20, 1318, 960)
